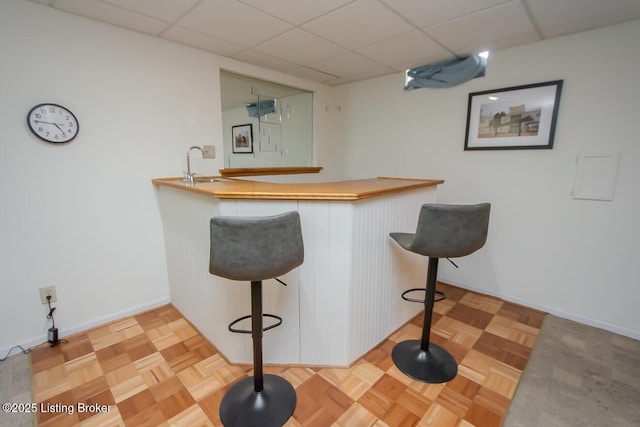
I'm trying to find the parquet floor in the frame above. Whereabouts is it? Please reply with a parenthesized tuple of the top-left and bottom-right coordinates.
(31, 283, 545, 427)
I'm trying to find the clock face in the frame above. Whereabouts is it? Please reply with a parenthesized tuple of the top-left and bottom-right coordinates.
(27, 103, 79, 143)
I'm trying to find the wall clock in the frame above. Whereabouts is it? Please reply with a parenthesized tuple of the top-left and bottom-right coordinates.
(27, 103, 79, 143)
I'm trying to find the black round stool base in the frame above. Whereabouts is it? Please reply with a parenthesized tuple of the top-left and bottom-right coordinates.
(219, 374, 296, 427)
(392, 340, 458, 383)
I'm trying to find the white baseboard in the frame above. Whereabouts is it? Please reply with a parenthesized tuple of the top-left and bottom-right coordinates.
(441, 278, 640, 341)
(1, 297, 171, 359)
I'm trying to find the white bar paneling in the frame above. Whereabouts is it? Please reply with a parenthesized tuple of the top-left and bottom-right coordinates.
(158, 188, 302, 364)
(348, 188, 435, 361)
(157, 185, 438, 366)
(297, 201, 352, 365)
(156, 187, 227, 353)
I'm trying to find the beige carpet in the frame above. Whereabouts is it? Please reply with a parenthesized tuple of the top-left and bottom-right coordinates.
(503, 315, 640, 426)
(0, 350, 34, 426)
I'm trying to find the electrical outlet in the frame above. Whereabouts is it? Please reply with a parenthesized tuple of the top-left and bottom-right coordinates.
(39, 286, 57, 304)
(202, 145, 215, 159)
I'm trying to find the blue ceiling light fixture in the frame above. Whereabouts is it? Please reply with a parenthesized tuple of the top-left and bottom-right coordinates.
(405, 51, 489, 90)
(246, 99, 277, 118)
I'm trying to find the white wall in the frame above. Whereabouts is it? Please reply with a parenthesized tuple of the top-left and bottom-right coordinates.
(0, 0, 329, 354)
(3, 0, 636, 357)
(329, 20, 640, 339)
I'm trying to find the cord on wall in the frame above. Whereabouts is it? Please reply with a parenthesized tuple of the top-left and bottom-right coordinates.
(46, 295, 60, 347)
(0, 297, 67, 360)
(0, 345, 30, 362)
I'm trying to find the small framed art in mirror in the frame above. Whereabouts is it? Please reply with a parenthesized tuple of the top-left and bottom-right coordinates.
(232, 124, 253, 154)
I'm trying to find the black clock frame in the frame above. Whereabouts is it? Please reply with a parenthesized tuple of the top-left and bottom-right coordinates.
(27, 103, 79, 144)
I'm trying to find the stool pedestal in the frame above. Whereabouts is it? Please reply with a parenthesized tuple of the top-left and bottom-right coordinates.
(219, 374, 296, 426)
(219, 281, 296, 426)
(392, 257, 458, 383)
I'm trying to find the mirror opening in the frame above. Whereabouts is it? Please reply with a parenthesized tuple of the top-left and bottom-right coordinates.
(220, 70, 314, 169)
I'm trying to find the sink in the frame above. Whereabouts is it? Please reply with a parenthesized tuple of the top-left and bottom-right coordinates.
(192, 177, 229, 183)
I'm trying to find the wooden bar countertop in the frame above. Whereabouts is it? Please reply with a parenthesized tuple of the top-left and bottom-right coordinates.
(152, 176, 444, 201)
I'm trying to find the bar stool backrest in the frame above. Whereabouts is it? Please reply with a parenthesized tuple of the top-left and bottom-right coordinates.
(209, 211, 304, 281)
(407, 203, 490, 258)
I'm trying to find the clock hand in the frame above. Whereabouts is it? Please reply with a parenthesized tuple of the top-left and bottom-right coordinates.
(34, 120, 65, 129)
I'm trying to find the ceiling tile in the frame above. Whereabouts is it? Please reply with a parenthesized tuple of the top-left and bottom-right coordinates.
(391, 53, 456, 72)
(162, 26, 246, 56)
(232, 49, 339, 83)
(176, 0, 292, 46)
(302, 0, 415, 49)
(238, 0, 353, 25)
(100, 0, 200, 22)
(307, 51, 395, 80)
(355, 30, 451, 67)
(425, 1, 540, 55)
(482, 32, 540, 54)
(285, 66, 341, 84)
(232, 49, 300, 72)
(55, 0, 169, 35)
(526, 0, 640, 38)
(381, 0, 510, 28)
(26, 0, 640, 86)
(254, 29, 347, 65)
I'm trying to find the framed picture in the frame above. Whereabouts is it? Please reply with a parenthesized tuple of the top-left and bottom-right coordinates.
(464, 80, 563, 150)
(232, 124, 253, 153)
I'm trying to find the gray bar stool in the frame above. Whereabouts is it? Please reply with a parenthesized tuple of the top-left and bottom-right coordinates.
(209, 211, 304, 427)
(390, 203, 490, 383)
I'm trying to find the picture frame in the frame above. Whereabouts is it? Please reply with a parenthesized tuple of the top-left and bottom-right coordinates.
(464, 80, 563, 150)
(232, 124, 253, 153)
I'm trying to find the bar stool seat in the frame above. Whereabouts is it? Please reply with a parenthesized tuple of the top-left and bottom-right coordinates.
(210, 211, 304, 427)
(390, 203, 490, 383)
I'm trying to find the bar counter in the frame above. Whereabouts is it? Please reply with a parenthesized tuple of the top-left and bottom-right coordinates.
(153, 176, 443, 366)
(152, 176, 443, 200)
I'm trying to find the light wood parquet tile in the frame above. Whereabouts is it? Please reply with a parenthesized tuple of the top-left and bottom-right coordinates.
(318, 360, 386, 401)
(32, 364, 70, 403)
(279, 366, 316, 388)
(418, 403, 459, 427)
(434, 384, 473, 418)
(485, 315, 540, 348)
(104, 362, 146, 403)
(432, 316, 484, 348)
(388, 323, 422, 343)
(334, 402, 379, 426)
(31, 283, 544, 426)
(407, 379, 446, 402)
(394, 385, 432, 419)
(483, 363, 521, 399)
(134, 352, 174, 387)
(432, 298, 456, 316)
(465, 387, 510, 427)
(79, 407, 123, 427)
(458, 293, 503, 315)
(166, 404, 213, 427)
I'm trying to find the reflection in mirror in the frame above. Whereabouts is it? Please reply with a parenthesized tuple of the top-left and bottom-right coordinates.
(220, 71, 313, 168)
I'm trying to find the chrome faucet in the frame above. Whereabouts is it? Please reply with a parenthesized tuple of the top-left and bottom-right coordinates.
(185, 146, 203, 182)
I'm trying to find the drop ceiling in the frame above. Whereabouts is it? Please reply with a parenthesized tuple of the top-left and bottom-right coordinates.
(27, 0, 640, 86)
